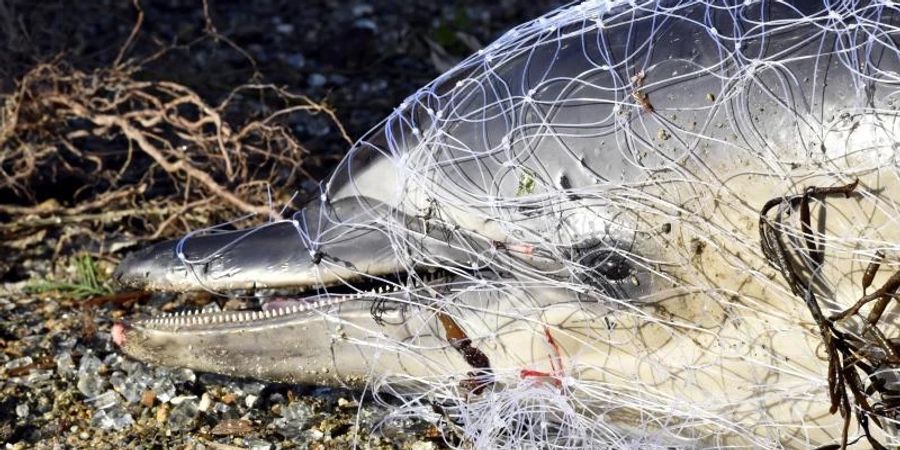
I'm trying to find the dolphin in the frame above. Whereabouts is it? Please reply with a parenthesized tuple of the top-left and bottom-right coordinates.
(113, 0, 900, 448)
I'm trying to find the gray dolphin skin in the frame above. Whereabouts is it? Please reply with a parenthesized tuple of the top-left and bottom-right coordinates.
(113, 1, 900, 448)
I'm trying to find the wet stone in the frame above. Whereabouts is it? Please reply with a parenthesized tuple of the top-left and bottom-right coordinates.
(212, 402, 232, 416)
(119, 357, 143, 374)
(171, 367, 196, 383)
(308, 73, 327, 87)
(198, 393, 212, 412)
(274, 402, 313, 438)
(91, 404, 134, 430)
(25, 369, 53, 384)
(118, 367, 152, 403)
(87, 390, 134, 430)
(5, 356, 33, 371)
(57, 336, 78, 351)
(103, 353, 123, 371)
(76, 353, 107, 397)
(94, 332, 114, 353)
(246, 438, 272, 450)
(151, 377, 176, 403)
(55, 351, 75, 378)
(285, 53, 305, 69)
(87, 390, 121, 410)
(167, 397, 199, 431)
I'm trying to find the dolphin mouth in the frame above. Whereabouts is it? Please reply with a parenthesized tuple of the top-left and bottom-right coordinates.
(109, 193, 497, 384)
(111, 219, 466, 384)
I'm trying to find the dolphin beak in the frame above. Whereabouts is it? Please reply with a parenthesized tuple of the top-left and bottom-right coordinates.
(113, 199, 402, 293)
(110, 298, 471, 385)
(109, 195, 478, 384)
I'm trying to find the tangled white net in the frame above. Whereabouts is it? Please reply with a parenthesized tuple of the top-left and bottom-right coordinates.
(171, 0, 900, 448)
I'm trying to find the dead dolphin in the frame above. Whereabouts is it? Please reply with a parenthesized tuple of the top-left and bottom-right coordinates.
(113, 0, 900, 448)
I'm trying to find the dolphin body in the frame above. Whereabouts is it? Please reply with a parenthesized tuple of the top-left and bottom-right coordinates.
(114, 1, 900, 448)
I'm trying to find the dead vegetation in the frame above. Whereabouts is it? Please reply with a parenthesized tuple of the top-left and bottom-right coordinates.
(0, 0, 350, 282)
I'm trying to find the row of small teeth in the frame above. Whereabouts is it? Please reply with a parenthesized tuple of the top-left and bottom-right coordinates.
(140, 272, 446, 327)
(140, 297, 342, 327)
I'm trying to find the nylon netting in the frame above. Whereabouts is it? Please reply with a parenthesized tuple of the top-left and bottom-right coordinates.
(176, 1, 900, 448)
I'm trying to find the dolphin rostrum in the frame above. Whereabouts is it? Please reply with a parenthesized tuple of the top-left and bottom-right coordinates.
(113, 1, 900, 448)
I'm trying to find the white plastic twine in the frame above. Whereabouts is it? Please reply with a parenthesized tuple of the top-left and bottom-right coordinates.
(175, 1, 900, 448)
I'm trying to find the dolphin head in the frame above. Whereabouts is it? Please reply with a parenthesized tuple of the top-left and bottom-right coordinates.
(114, 1, 900, 447)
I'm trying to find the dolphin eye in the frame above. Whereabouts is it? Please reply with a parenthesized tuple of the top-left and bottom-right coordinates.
(582, 250, 633, 282)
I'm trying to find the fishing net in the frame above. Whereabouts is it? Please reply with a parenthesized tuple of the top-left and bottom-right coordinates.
(170, 1, 900, 448)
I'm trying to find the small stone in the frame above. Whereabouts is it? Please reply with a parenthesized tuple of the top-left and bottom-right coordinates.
(5, 356, 32, 372)
(212, 402, 231, 415)
(308, 73, 327, 87)
(353, 19, 377, 31)
(91, 404, 134, 430)
(211, 418, 254, 436)
(15, 403, 29, 418)
(275, 23, 294, 34)
(285, 53, 305, 69)
(282, 402, 313, 421)
(55, 351, 75, 377)
(245, 394, 258, 408)
(118, 367, 152, 403)
(352, 4, 373, 16)
(87, 390, 121, 410)
(306, 429, 324, 440)
(141, 390, 157, 407)
(410, 441, 436, 450)
(198, 393, 212, 412)
(25, 369, 52, 384)
(151, 377, 176, 403)
(103, 353, 123, 370)
(167, 398, 199, 431)
(246, 438, 272, 450)
(171, 368, 196, 383)
(76, 353, 106, 397)
(170, 395, 197, 405)
(221, 393, 236, 405)
(156, 403, 170, 424)
(274, 402, 313, 438)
